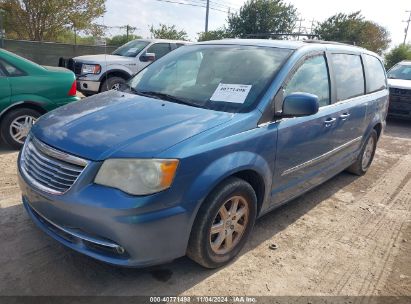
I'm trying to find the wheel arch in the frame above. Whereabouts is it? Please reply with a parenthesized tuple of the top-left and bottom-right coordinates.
(98, 69, 132, 88)
(0, 101, 46, 124)
(231, 169, 266, 216)
(373, 122, 383, 139)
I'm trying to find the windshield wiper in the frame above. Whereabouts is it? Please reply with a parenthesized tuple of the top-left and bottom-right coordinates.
(136, 90, 200, 107)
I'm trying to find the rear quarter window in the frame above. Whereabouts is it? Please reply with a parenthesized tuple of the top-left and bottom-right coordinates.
(0, 59, 25, 77)
(331, 54, 365, 101)
(363, 54, 386, 93)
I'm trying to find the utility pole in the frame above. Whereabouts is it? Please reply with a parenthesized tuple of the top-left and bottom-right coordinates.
(296, 18, 305, 40)
(0, 9, 4, 48)
(309, 19, 316, 37)
(403, 10, 411, 44)
(205, 0, 210, 33)
(126, 25, 129, 40)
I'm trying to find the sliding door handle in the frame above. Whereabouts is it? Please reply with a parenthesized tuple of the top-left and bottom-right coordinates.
(340, 113, 351, 121)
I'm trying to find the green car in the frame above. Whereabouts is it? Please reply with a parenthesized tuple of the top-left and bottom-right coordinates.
(0, 49, 79, 149)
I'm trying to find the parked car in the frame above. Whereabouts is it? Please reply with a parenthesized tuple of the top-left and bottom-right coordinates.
(0, 49, 79, 149)
(60, 39, 189, 96)
(18, 39, 388, 268)
(387, 60, 411, 119)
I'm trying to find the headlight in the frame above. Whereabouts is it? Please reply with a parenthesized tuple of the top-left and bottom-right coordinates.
(81, 64, 101, 74)
(95, 159, 179, 195)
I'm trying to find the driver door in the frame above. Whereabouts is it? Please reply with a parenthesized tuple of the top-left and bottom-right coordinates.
(271, 53, 341, 206)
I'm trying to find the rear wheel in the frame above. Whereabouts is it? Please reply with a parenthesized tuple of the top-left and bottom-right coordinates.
(100, 76, 126, 92)
(346, 129, 378, 176)
(0, 108, 41, 149)
(187, 177, 257, 268)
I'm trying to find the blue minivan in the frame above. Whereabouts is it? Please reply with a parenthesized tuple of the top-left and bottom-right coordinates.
(17, 40, 388, 268)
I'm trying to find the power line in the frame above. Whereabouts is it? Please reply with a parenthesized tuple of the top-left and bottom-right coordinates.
(187, 0, 240, 11)
(152, 0, 238, 34)
(152, 0, 232, 13)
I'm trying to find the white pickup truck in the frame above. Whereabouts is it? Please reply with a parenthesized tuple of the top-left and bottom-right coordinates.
(63, 39, 188, 95)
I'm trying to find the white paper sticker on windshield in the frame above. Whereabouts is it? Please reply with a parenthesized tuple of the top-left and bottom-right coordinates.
(127, 48, 138, 53)
(210, 83, 252, 104)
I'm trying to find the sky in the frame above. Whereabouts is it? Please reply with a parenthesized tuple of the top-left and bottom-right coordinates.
(102, 0, 411, 48)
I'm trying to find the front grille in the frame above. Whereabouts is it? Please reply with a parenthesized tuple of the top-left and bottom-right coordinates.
(390, 88, 411, 95)
(64, 59, 82, 75)
(21, 136, 88, 194)
(389, 88, 411, 104)
(74, 62, 82, 75)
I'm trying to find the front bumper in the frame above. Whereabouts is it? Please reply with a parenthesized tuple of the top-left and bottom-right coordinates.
(18, 158, 192, 267)
(76, 80, 100, 94)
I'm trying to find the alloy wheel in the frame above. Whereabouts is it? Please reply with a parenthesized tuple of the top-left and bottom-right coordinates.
(362, 136, 375, 171)
(209, 195, 249, 255)
(111, 83, 121, 90)
(9, 115, 36, 144)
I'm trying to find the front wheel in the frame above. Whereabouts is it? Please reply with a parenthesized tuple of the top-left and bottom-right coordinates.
(0, 108, 41, 149)
(100, 76, 126, 92)
(346, 129, 378, 176)
(187, 177, 257, 268)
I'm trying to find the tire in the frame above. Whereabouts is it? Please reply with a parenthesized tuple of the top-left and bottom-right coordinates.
(346, 129, 378, 176)
(0, 108, 41, 150)
(100, 76, 126, 92)
(187, 177, 257, 268)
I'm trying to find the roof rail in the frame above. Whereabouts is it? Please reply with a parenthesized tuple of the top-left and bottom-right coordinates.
(245, 33, 319, 39)
(302, 39, 356, 46)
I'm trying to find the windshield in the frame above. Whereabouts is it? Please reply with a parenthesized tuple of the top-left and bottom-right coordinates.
(112, 40, 149, 57)
(128, 44, 292, 113)
(388, 64, 411, 80)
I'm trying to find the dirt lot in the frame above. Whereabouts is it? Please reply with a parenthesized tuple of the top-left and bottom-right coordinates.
(0, 119, 410, 297)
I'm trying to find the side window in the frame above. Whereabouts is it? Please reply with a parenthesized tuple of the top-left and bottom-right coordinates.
(146, 43, 172, 60)
(0, 59, 25, 77)
(363, 55, 386, 93)
(331, 54, 365, 101)
(176, 43, 185, 49)
(284, 55, 330, 107)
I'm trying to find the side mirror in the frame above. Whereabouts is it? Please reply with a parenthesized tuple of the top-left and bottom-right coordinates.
(282, 92, 319, 117)
(140, 52, 156, 62)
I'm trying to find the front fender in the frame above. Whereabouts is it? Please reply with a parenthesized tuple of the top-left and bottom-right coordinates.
(105, 64, 133, 76)
(184, 151, 273, 225)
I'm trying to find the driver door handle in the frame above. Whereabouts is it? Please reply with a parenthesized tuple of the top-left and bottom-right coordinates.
(324, 117, 336, 127)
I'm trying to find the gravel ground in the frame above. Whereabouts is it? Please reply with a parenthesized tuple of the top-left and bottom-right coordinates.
(0, 119, 410, 297)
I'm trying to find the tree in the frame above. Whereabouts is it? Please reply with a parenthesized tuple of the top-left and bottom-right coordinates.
(198, 28, 229, 42)
(150, 24, 188, 41)
(384, 44, 411, 70)
(0, 0, 106, 41)
(107, 34, 143, 46)
(227, 0, 298, 39)
(55, 29, 97, 44)
(314, 11, 390, 54)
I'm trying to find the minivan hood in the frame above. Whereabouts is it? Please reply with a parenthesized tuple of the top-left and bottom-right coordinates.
(388, 78, 411, 90)
(73, 54, 132, 64)
(31, 91, 234, 160)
